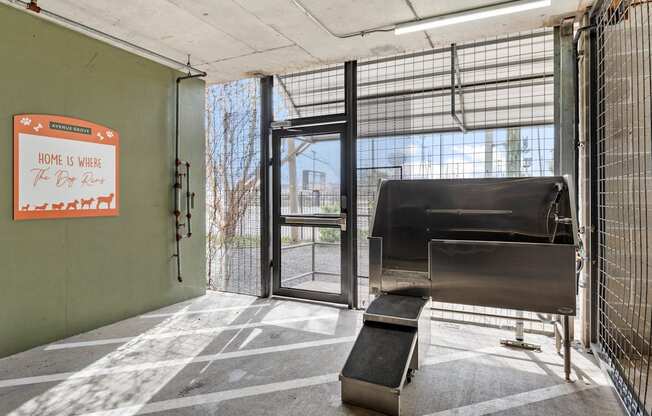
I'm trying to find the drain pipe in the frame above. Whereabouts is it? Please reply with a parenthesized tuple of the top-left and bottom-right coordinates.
(174, 69, 206, 282)
(573, 25, 594, 214)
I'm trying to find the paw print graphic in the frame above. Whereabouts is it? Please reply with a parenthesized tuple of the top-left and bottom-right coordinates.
(20, 117, 32, 126)
(106, 130, 114, 139)
(33, 123, 43, 132)
(97, 132, 105, 141)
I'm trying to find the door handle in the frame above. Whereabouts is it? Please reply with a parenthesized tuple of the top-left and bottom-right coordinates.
(338, 213, 347, 232)
(281, 213, 347, 231)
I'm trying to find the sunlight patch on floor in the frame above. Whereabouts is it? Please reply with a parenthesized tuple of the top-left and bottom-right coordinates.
(7, 294, 260, 416)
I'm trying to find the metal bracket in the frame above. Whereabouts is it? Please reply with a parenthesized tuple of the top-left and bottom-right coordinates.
(271, 120, 292, 130)
(450, 43, 466, 133)
(560, 17, 574, 36)
(339, 213, 347, 231)
(500, 339, 542, 351)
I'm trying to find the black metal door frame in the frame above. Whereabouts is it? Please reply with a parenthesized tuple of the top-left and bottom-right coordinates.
(260, 76, 273, 299)
(271, 121, 353, 305)
(261, 61, 357, 307)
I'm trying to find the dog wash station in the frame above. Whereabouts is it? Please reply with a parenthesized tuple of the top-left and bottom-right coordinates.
(340, 177, 578, 416)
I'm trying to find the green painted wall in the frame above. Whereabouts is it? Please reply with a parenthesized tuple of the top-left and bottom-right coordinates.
(0, 4, 206, 358)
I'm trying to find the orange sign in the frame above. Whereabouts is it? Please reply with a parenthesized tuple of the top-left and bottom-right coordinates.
(13, 114, 120, 220)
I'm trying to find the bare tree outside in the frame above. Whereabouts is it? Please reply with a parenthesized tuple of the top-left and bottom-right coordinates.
(205, 80, 260, 291)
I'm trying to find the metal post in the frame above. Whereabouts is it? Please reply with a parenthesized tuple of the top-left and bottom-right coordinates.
(515, 310, 524, 342)
(271, 129, 281, 297)
(587, 14, 599, 346)
(450, 43, 456, 119)
(555, 315, 562, 353)
(260, 76, 273, 297)
(500, 311, 541, 351)
(553, 18, 577, 382)
(563, 314, 571, 381)
(577, 14, 591, 349)
(484, 131, 493, 175)
(288, 138, 299, 242)
(344, 61, 358, 309)
(555, 20, 577, 182)
(449, 43, 465, 132)
(311, 231, 316, 281)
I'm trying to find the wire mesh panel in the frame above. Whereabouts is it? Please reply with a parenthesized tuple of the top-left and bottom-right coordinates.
(357, 30, 554, 138)
(272, 30, 558, 328)
(595, 1, 652, 414)
(356, 29, 556, 327)
(356, 165, 403, 280)
(206, 79, 262, 296)
(274, 64, 345, 119)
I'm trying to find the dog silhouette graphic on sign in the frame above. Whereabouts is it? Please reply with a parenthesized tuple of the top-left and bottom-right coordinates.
(52, 202, 65, 210)
(81, 198, 95, 209)
(34, 203, 48, 211)
(96, 193, 114, 209)
(66, 200, 79, 210)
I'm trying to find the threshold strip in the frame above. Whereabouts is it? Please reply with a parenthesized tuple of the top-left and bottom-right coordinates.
(44, 314, 339, 350)
(0, 336, 355, 388)
(140, 303, 273, 318)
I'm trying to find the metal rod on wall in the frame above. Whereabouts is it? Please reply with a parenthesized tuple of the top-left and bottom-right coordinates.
(185, 161, 194, 238)
(174, 70, 206, 283)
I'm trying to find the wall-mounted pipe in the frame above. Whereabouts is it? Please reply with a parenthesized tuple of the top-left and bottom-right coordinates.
(10, 0, 206, 76)
(174, 71, 206, 282)
(573, 24, 594, 217)
(291, 0, 395, 38)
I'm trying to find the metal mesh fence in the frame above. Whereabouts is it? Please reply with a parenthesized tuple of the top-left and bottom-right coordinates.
(206, 79, 261, 296)
(274, 29, 557, 330)
(595, 1, 652, 414)
(357, 30, 554, 138)
(275, 64, 344, 120)
(356, 29, 556, 329)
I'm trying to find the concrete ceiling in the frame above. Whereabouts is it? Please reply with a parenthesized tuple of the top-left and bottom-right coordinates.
(3, 0, 586, 83)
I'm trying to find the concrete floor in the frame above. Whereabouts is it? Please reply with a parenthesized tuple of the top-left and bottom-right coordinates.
(0, 291, 625, 416)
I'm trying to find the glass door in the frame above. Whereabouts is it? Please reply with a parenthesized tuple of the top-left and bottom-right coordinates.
(272, 124, 350, 304)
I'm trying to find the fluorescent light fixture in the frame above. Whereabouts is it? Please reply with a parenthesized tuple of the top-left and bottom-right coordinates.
(394, 0, 552, 35)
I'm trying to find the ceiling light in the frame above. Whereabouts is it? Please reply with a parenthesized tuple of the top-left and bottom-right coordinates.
(394, 0, 552, 35)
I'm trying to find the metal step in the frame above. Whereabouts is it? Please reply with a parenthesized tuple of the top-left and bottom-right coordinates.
(364, 294, 428, 327)
(340, 322, 417, 416)
(365, 294, 431, 372)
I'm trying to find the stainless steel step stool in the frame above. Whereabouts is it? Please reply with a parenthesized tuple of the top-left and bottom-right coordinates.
(340, 294, 430, 416)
